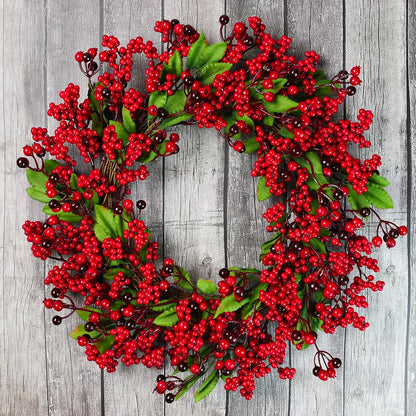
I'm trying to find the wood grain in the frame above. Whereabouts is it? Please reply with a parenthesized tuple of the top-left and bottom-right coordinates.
(101, 1, 165, 415)
(0, 1, 413, 415)
(287, 2, 345, 415)
(43, 1, 103, 415)
(344, 1, 408, 415)
(0, 1, 49, 415)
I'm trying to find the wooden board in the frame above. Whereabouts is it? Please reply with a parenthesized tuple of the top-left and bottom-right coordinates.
(0, 0, 413, 415)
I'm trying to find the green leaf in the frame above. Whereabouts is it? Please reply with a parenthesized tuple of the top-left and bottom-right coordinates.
(91, 113, 104, 136)
(122, 106, 136, 133)
(194, 370, 220, 402)
(296, 152, 323, 175)
(229, 267, 261, 275)
(201, 42, 228, 66)
(158, 113, 193, 130)
(109, 121, 130, 145)
(153, 307, 179, 327)
(95, 335, 115, 354)
(94, 205, 127, 241)
(148, 302, 178, 312)
(44, 160, 60, 173)
(263, 95, 298, 114)
(138, 150, 158, 164)
(347, 185, 370, 211)
(241, 282, 268, 319)
(363, 183, 394, 209)
(279, 127, 294, 139)
(88, 85, 101, 113)
(70, 324, 101, 340)
(42, 205, 83, 222)
(103, 267, 132, 280)
(161, 50, 183, 81)
(187, 31, 206, 69)
(309, 238, 327, 255)
(26, 187, 50, 203)
(260, 233, 280, 259)
(199, 62, 232, 85)
(148, 90, 168, 109)
(368, 172, 390, 188)
(263, 115, 275, 126)
(176, 374, 204, 400)
(257, 176, 271, 201)
(26, 169, 48, 189)
(173, 266, 194, 291)
(77, 307, 102, 322)
(305, 174, 328, 191)
(214, 293, 249, 319)
(164, 90, 187, 115)
(197, 279, 218, 294)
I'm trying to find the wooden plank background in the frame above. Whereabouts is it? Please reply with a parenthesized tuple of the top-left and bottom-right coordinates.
(0, 0, 413, 414)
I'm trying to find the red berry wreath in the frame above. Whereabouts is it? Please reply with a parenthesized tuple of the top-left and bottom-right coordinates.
(17, 15, 407, 402)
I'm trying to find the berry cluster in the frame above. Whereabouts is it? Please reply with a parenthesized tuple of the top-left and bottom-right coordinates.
(18, 15, 406, 403)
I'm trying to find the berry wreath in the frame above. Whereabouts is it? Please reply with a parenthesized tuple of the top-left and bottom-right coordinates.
(17, 15, 407, 403)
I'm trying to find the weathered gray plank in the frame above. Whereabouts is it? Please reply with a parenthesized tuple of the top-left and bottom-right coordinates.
(162, 1, 227, 414)
(224, 4, 290, 416)
(101, 1, 166, 415)
(286, 2, 346, 415)
(344, 1, 408, 415)
(44, 1, 102, 415)
(0, 1, 49, 415)
(407, 0, 416, 413)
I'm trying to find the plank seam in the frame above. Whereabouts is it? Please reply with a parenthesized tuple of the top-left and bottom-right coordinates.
(404, 0, 412, 414)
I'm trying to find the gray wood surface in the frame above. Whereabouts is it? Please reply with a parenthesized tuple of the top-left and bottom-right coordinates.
(0, 0, 413, 415)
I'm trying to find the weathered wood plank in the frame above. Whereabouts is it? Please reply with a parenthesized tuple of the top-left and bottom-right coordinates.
(224, 4, 289, 416)
(344, 1, 408, 415)
(0, 1, 49, 415)
(162, 1, 227, 414)
(101, 2, 166, 415)
(286, 2, 345, 415)
(44, 1, 102, 415)
(407, 0, 416, 413)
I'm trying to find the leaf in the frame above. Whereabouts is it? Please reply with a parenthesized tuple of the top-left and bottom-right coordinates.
(263, 95, 298, 114)
(122, 106, 136, 133)
(94, 205, 127, 241)
(309, 238, 327, 255)
(368, 172, 390, 188)
(26, 169, 48, 189)
(259, 233, 280, 259)
(161, 50, 183, 81)
(176, 374, 203, 400)
(194, 370, 220, 402)
(199, 63, 232, 85)
(257, 176, 271, 201)
(363, 183, 394, 209)
(241, 282, 268, 319)
(263, 115, 274, 126)
(148, 90, 168, 109)
(70, 324, 101, 340)
(200, 42, 228, 66)
(279, 127, 294, 139)
(305, 174, 328, 191)
(187, 31, 207, 69)
(153, 307, 179, 327)
(158, 113, 193, 130)
(44, 160, 60, 174)
(95, 335, 116, 354)
(296, 152, 323, 175)
(197, 279, 218, 294)
(103, 267, 132, 280)
(88, 85, 101, 113)
(26, 187, 50, 203)
(214, 293, 249, 319)
(76, 307, 102, 322)
(173, 266, 194, 291)
(109, 120, 130, 145)
(91, 113, 104, 136)
(229, 267, 261, 274)
(148, 302, 178, 312)
(42, 205, 83, 223)
(164, 90, 187, 115)
(347, 186, 370, 211)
